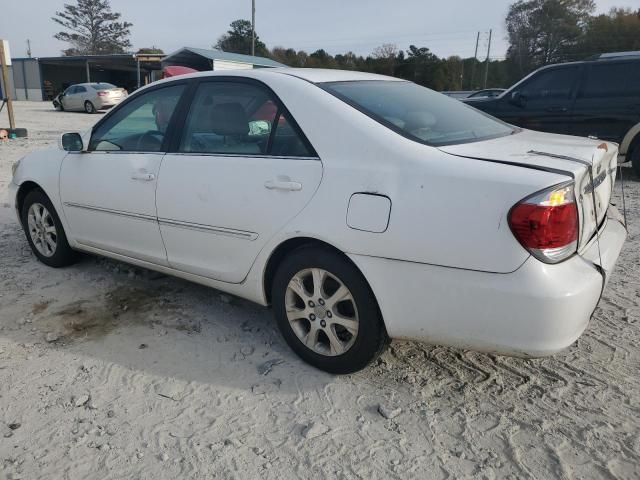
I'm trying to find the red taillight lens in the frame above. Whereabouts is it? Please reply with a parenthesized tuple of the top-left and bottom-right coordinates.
(508, 183, 578, 264)
(97, 91, 107, 96)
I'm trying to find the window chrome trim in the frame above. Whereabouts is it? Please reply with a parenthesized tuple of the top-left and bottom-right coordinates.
(165, 152, 320, 161)
(158, 218, 258, 240)
(63, 202, 157, 222)
(86, 151, 166, 155)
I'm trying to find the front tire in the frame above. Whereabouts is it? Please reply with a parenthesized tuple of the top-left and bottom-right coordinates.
(21, 190, 77, 268)
(84, 101, 96, 114)
(272, 246, 388, 374)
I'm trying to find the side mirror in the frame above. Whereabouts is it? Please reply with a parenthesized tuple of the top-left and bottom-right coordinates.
(59, 132, 84, 152)
(510, 91, 526, 108)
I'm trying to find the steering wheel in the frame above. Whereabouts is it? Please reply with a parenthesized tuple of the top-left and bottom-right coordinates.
(135, 130, 164, 151)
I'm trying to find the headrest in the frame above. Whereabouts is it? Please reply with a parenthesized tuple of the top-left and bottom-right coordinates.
(209, 102, 249, 136)
(404, 111, 437, 132)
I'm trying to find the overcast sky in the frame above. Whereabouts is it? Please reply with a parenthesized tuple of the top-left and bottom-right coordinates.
(1, 0, 637, 59)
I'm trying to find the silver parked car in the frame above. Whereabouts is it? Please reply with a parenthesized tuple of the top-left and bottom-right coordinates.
(52, 83, 128, 113)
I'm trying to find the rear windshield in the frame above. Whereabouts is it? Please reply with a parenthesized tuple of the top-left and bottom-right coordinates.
(321, 80, 515, 146)
(91, 83, 117, 90)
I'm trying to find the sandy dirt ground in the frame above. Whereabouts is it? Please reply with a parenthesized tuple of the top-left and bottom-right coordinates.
(0, 102, 639, 480)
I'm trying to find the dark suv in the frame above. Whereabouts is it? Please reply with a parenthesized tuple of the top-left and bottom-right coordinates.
(464, 52, 640, 175)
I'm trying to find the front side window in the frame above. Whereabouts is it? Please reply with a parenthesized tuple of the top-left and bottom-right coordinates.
(89, 84, 185, 152)
(180, 81, 314, 157)
(520, 67, 579, 100)
(321, 80, 514, 146)
(76, 86, 87, 93)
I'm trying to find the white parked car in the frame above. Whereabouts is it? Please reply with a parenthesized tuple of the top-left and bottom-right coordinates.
(10, 69, 626, 373)
(52, 82, 128, 113)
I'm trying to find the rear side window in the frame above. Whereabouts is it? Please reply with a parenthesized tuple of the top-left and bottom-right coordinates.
(322, 80, 514, 146)
(76, 86, 87, 93)
(91, 83, 117, 90)
(179, 81, 315, 157)
(520, 67, 579, 100)
(581, 62, 640, 98)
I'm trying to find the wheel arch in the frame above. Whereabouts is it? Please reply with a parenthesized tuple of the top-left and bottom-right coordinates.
(620, 123, 640, 159)
(16, 180, 46, 218)
(262, 236, 382, 318)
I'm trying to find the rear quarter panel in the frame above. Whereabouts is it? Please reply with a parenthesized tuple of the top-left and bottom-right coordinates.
(262, 73, 570, 274)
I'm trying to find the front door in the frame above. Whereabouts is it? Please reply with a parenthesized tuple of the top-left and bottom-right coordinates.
(61, 86, 79, 110)
(156, 79, 323, 283)
(60, 83, 187, 264)
(499, 65, 581, 135)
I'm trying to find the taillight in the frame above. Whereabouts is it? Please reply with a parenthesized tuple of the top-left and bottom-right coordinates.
(97, 91, 107, 96)
(508, 182, 578, 264)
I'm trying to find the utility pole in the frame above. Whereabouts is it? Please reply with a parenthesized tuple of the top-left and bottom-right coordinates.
(0, 39, 16, 130)
(483, 29, 492, 89)
(26, 39, 32, 58)
(251, 0, 256, 57)
(470, 32, 480, 90)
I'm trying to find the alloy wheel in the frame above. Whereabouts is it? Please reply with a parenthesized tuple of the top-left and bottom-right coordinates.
(27, 203, 57, 257)
(285, 268, 359, 356)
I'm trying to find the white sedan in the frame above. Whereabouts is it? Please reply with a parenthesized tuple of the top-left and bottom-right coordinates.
(9, 68, 626, 373)
(53, 82, 128, 113)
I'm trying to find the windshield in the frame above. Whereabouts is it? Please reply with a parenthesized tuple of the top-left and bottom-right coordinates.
(91, 83, 117, 90)
(321, 80, 515, 146)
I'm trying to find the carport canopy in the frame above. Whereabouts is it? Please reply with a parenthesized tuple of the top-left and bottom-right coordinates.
(161, 47, 286, 71)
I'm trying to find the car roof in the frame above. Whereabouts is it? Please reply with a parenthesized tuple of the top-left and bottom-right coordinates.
(536, 52, 640, 73)
(155, 67, 403, 85)
(270, 68, 404, 83)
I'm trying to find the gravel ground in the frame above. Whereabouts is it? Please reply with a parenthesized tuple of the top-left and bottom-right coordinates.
(1, 101, 639, 480)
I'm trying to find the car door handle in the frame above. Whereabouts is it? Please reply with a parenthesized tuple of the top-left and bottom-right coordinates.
(131, 172, 155, 181)
(546, 106, 568, 113)
(264, 179, 302, 191)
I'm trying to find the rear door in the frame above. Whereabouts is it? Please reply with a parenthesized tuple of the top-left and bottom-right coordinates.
(499, 66, 581, 135)
(156, 78, 323, 283)
(74, 85, 88, 109)
(570, 61, 640, 143)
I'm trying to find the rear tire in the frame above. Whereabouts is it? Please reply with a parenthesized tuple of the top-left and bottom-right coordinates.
(631, 142, 640, 178)
(54, 101, 63, 111)
(20, 189, 77, 268)
(84, 101, 96, 114)
(272, 246, 388, 374)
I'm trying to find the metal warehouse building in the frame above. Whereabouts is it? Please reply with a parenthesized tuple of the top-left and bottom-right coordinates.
(5, 48, 285, 101)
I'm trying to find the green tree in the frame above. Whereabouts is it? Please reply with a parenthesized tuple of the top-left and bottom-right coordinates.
(578, 8, 640, 58)
(506, 0, 595, 77)
(52, 0, 133, 55)
(307, 49, 337, 68)
(136, 47, 164, 55)
(270, 47, 308, 67)
(215, 19, 268, 56)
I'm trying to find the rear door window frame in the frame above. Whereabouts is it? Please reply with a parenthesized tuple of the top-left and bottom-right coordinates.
(166, 76, 319, 159)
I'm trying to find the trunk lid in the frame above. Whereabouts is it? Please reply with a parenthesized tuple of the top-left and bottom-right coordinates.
(439, 129, 618, 251)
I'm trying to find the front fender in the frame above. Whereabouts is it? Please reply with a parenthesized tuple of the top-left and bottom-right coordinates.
(11, 148, 72, 237)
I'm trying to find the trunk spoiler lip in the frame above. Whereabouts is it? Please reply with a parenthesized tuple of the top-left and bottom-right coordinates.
(440, 151, 577, 179)
(527, 150, 592, 167)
